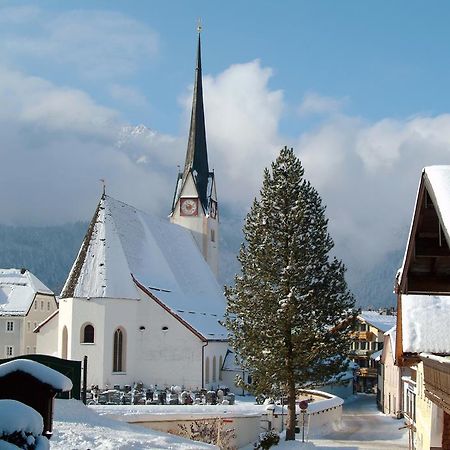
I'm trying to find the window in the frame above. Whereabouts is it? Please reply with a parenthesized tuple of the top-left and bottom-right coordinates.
(40, 301, 44, 310)
(34, 300, 37, 310)
(26, 346, 30, 354)
(33, 322, 37, 330)
(6, 321, 14, 332)
(5, 346, 13, 357)
(113, 328, 126, 372)
(205, 357, 210, 384)
(81, 323, 95, 344)
(219, 355, 223, 381)
(27, 322, 31, 332)
(47, 301, 50, 311)
(212, 356, 217, 382)
(211, 229, 215, 242)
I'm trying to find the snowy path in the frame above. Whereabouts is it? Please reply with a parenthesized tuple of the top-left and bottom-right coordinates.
(273, 394, 409, 450)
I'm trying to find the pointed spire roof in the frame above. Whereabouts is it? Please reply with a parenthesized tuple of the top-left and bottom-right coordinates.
(182, 31, 210, 210)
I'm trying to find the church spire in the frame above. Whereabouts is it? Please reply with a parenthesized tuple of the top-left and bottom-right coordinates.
(182, 26, 209, 210)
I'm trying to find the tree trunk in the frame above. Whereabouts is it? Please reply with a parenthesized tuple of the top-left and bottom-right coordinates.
(285, 379, 297, 440)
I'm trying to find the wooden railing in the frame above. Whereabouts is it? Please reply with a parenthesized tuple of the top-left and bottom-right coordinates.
(350, 331, 375, 341)
(357, 367, 377, 377)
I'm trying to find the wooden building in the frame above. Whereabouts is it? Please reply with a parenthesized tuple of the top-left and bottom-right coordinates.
(395, 166, 450, 450)
(0, 359, 72, 438)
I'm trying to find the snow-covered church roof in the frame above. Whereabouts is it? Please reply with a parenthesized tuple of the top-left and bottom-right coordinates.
(0, 269, 54, 316)
(61, 195, 227, 340)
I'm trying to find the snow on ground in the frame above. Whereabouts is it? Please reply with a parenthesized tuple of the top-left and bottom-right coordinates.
(51, 399, 215, 449)
(92, 396, 264, 420)
(247, 394, 408, 450)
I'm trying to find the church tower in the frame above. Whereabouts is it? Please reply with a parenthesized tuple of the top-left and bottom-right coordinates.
(170, 28, 219, 277)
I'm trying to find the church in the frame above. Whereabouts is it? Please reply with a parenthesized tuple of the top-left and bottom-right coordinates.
(36, 32, 230, 391)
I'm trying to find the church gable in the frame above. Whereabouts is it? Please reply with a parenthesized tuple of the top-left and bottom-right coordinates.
(61, 194, 226, 340)
(399, 166, 450, 294)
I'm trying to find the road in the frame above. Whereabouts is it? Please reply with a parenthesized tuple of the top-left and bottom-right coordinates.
(275, 394, 410, 449)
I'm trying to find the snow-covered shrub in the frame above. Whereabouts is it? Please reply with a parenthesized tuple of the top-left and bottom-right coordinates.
(255, 430, 280, 450)
(0, 400, 49, 450)
(170, 419, 235, 450)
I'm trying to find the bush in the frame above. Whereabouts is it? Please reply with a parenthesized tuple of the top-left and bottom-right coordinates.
(255, 430, 280, 450)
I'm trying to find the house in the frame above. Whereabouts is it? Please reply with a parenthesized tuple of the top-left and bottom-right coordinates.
(0, 268, 58, 358)
(395, 166, 450, 449)
(379, 326, 409, 417)
(349, 310, 396, 393)
(36, 32, 230, 391)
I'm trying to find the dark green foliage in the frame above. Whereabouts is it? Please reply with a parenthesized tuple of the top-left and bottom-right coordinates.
(225, 147, 355, 440)
(0, 222, 86, 294)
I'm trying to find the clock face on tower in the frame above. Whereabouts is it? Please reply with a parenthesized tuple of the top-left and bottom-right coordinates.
(180, 198, 198, 216)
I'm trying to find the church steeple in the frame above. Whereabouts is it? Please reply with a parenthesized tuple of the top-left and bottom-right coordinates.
(182, 29, 209, 211)
(170, 26, 219, 277)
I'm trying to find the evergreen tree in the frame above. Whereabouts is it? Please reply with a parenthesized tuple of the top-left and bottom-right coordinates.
(225, 147, 355, 440)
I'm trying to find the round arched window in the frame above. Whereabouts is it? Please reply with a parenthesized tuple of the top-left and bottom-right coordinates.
(81, 324, 95, 344)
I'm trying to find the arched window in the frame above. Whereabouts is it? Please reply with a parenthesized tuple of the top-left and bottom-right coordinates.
(62, 326, 68, 359)
(205, 357, 210, 385)
(81, 323, 95, 344)
(219, 355, 223, 381)
(113, 328, 126, 372)
(212, 356, 217, 382)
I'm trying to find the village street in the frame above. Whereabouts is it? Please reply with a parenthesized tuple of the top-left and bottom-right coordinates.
(278, 394, 409, 449)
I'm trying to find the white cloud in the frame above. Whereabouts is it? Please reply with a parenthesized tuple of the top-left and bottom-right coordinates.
(0, 7, 158, 79)
(298, 91, 347, 117)
(199, 60, 284, 209)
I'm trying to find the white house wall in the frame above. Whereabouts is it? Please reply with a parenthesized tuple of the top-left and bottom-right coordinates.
(0, 316, 22, 358)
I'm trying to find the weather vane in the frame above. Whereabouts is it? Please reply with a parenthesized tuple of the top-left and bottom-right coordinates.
(100, 178, 106, 196)
(197, 18, 202, 34)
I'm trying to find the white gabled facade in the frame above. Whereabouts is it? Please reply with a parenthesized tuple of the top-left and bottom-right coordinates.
(0, 269, 58, 358)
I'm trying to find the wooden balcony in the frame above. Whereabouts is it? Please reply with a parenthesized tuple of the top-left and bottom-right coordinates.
(422, 355, 450, 415)
(357, 367, 377, 378)
(350, 331, 375, 341)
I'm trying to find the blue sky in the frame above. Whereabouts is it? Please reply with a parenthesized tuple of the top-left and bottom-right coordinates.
(2, 1, 450, 288)
(4, 1, 450, 132)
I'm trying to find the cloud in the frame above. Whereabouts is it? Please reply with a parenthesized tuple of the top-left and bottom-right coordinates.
(298, 92, 347, 117)
(197, 60, 284, 209)
(2, 43, 450, 290)
(297, 114, 450, 273)
(0, 68, 178, 225)
(0, 7, 158, 79)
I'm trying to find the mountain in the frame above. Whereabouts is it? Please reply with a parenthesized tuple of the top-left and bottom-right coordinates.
(0, 217, 403, 309)
(0, 223, 87, 295)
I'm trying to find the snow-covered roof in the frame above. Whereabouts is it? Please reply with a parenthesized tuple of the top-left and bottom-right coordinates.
(402, 295, 450, 354)
(358, 311, 396, 333)
(62, 195, 227, 340)
(0, 268, 53, 316)
(383, 326, 396, 361)
(370, 349, 383, 361)
(0, 359, 72, 392)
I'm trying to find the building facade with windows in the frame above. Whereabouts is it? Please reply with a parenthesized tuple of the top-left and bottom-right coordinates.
(349, 311, 396, 393)
(0, 269, 58, 358)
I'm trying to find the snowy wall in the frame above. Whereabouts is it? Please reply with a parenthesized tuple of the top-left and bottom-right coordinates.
(124, 413, 261, 449)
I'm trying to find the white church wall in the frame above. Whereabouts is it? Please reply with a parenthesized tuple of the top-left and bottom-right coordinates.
(132, 290, 204, 390)
(203, 341, 228, 390)
(35, 313, 59, 356)
(59, 297, 108, 387)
